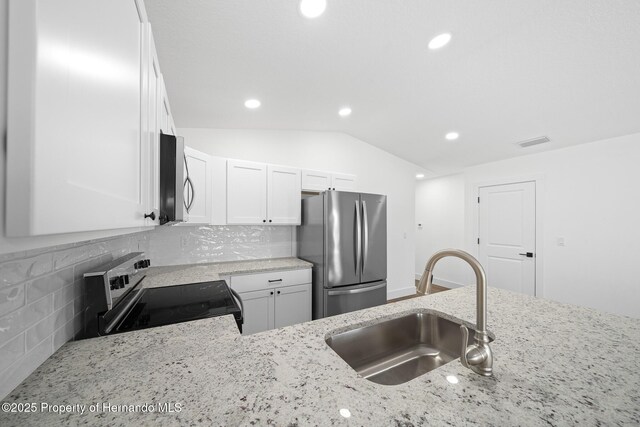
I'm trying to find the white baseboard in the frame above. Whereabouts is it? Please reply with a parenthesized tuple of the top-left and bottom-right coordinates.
(387, 286, 416, 300)
(413, 274, 465, 289)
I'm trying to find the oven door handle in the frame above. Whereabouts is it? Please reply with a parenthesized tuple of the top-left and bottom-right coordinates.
(229, 287, 244, 319)
(327, 282, 386, 296)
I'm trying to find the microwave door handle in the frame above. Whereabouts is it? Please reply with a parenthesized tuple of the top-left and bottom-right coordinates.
(183, 154, 195, 212)
(355, 200, 361, 277)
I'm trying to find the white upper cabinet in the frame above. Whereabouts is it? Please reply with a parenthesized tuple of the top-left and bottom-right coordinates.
(267, 165, 301, 225)
(6, 0, 151, 236)
(182, 147, 213, 224)
(301, 170, 357, 192)
(227, 161, 302, 225)
(227, 160, 268, 224)
(158, 75, 174, 136)
(301, 170, 332, 192)
(331, 173, 357, 191)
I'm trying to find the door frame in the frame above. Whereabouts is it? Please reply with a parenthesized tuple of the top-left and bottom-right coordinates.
(469, 174, 545, 297)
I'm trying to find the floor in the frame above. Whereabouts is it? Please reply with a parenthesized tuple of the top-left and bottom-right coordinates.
(387, 282, 450, 303)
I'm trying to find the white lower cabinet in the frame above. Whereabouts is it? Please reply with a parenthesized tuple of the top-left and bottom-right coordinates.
(238, 289, 275, 335)
(230, 269, 312, 335)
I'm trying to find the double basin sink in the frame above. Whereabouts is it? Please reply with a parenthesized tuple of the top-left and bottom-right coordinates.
(325, 310, 492, 385)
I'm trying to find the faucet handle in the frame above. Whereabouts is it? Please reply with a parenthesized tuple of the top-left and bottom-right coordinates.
(459, 324, 470, 368)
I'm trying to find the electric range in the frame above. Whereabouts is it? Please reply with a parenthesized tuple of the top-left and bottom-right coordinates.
(78, 253, 243, 339)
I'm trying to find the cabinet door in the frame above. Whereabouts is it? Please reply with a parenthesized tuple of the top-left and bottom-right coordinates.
(182, 147, 212, 224)
(146, 25, 161, 225)
(331, 173, 357, 191)
(274, 283, 312, 329)
(7, 0, 150, 235)
(238, 289, 275, 335)
(158, 75, 172, 135)
(267, 165, 301, 225)
(301, 170, 332, 192)
(210, 156, 228, 225)
(227, 160, 267, 224)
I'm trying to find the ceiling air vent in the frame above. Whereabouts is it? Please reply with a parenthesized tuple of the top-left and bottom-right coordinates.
(516, 136, 550, 148)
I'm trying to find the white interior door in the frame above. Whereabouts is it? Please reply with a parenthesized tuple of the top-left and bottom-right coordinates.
(478, 181, 536, 295)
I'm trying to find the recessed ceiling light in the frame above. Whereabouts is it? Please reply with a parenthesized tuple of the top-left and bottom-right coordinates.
(428, 33, 452, 50)
(244, 99, 261, 109)
(300, 0, 327, 19)
(338, 107, 352, 117)
(445, 132, 459, 141)
(416, 173, 425, 179)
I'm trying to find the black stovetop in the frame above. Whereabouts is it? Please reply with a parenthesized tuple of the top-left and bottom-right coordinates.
(116, 280, 242, 333)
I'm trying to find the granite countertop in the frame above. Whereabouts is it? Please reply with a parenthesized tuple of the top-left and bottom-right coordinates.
(141, 257, 312, 289)
(1, 287, 639, 426)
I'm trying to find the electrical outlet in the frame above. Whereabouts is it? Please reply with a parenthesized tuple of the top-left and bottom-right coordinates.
(557, 237, 565, 247)
(181, 235, 189, 248)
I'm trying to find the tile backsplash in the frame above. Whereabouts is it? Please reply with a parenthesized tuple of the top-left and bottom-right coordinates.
(145, 225, 295, 266)
(0, 232, 150, 399)
(0, 224, 295, 399)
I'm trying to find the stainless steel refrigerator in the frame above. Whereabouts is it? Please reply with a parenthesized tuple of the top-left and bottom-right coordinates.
(298, 191, 387, 319)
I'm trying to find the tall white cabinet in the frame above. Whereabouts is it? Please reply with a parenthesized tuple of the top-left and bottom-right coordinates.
(6, 0, 151, 235)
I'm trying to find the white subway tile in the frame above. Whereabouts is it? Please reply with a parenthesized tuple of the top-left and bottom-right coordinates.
(0, 334, 25, 373)
(0, 254, 53, 288)
(25, 268, 73, 303)
(0, 336, 53, 400)
(25, 313, 55, 351)
(53, 284, 75, 311)
(0, 295, 53, 344)
(0, 284, 26, 317)
(53, 320, 75, 351)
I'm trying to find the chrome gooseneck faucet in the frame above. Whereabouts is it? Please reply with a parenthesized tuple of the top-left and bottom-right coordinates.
(416, 249, 494, 376)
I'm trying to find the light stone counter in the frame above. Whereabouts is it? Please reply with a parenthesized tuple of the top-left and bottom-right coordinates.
(141, 257, 312, 289)
(1, 287, 639, 426)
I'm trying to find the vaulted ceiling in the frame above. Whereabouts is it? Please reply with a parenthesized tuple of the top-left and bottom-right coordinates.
(146, 0, 640, 174)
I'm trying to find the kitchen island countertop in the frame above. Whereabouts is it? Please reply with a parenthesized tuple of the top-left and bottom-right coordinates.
(1, 286, 638, 426)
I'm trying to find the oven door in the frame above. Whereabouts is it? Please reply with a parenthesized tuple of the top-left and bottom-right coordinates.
(324, 281, 387, 317)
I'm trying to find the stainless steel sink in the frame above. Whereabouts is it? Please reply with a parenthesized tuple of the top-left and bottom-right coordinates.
(325, 311, 492, 385)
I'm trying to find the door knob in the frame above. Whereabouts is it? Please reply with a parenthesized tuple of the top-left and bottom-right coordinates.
(518, 252, 534, 258)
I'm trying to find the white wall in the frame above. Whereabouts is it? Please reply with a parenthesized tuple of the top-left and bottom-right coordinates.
(416, 132, 640, 318)
(179, 128, 421, 298)
(414, 174, 470, 288)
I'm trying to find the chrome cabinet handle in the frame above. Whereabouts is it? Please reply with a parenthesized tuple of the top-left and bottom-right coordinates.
(355, 200, 361, 276)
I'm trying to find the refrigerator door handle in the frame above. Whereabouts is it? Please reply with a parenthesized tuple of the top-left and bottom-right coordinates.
(327, 282, 386, 296)
(355, 200, 361, 277)
(362, 200, 368, 275)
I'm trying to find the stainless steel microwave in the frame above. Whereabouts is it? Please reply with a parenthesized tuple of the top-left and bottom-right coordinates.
(159, 133, 185, 225)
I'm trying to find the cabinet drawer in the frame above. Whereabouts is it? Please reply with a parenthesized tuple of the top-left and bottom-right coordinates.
(230, 268, 311, 293)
